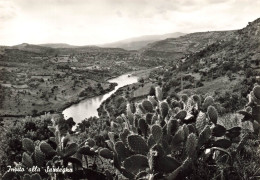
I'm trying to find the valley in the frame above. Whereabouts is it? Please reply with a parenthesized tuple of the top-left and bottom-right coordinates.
(0, 17, 260, 180)
(0, 45, 147, 117)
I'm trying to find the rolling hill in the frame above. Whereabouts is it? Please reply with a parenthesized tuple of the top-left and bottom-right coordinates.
(38, 43, 79, 49)
(2, 43, 128, 55)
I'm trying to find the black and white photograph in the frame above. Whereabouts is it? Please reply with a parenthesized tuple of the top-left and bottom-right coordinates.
(0, 0, 260, 179)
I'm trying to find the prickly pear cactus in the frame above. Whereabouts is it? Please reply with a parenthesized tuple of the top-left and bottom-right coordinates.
(251, 85, 260, 122)
(207, 106, 218, 124)
(127, 134, 149, 155)
(203, 96, 214, 110)
(151, 124, 163, 143)
(142, 100, 154, 113)
(9, 118, 107, 180)
(196, 111, 207, 133)
(94, 86, 257, 179)
(155, 87, 163, 101)
(159, 101, 169, 119)
(22, 138, 35, 153)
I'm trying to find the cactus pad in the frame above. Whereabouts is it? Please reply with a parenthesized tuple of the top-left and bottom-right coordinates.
(108, 132, 116, 144)
(64, 143, 78, 157)
(253, 85, 260, 99)
(167, 119, 179, 136)
(183, 124, 189, 140)
(186, 133, 198, 157)
(126, 103, 134, 125)
(148, 96, 158, 107)
(40, 142, 56, 157)
(192, 95, 201, 104)
(213, 139, 231, 149)
(23, 174, 31, 180)
(86, 138, 96, 147)
(78, 146, 91, 155)
(127, 135, 149, 155)
(29, 173, 42, 180)
(155, 87, 163, 101)
(187, 124, 196, 134)
(142, 100, 154, 112)
(149, 150, 159, 173)
(115, 141, 129, 161)
(196, 111, 207, 133)
(181, 94, 188, 103)
(212, 124, 226, 137)
(138, 103, 146, 114)
(207, 106, 218, 124)
(123, 155, 149, 174)
(146, 113, 153, 125)
(226, 127, 241, 139)
(34, 146, 45, 167)
(203, 96, 214, 109)
(22, 138, 35, 153)
(171, 100, 181, 109)
(147, 134, 156, 148)
(175, 110, 187, 120)
(171, 127, 185, 147)
(151, 144, 165, 156)
(198, 125, 211, 148)
(151, 124, 163, 143)
(138, 118, 148, 136)
(120, 128, 130, 145)
(22, 152, 33, 168)
(99, 148, 114, 160)
(156, 155, 181, 173)
(152, 113, 158, 124)
(159, 101, 169, 118)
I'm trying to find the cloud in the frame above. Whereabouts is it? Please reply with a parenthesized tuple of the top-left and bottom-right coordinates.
(0, 1, 17, 21)
(0, 0, 259, 45)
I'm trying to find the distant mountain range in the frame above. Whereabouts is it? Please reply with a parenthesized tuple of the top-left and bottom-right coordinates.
(38, 43, 79, 49)
(0, 32, 186, 53)
(37, 32, 186, 51)
(99, 32, 186, 50)
(5, 43, 127, 54)
(2, 17, 259, 62)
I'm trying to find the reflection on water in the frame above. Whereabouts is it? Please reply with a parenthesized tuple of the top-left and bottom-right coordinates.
(62, 74, 138, 123)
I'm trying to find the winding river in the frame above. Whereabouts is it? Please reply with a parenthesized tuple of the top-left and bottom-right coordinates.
(62, 73, 139, 123)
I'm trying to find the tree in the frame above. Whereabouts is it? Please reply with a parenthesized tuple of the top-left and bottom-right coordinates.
(32, 109, 38, 116)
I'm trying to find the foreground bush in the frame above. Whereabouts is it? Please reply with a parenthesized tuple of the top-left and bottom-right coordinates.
(2, 116, 108, 180)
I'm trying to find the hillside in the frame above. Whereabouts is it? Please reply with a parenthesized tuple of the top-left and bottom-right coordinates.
(101, 32, 185, 50)
(140, 31, 234, 62)
(11, 43, 57, 54)
(2, 43, 128, 55)
(146, 18, 260, 114)
(182, 18, 260, 72)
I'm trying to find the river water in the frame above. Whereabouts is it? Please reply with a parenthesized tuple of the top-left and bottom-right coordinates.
(62, 73, 139, 123)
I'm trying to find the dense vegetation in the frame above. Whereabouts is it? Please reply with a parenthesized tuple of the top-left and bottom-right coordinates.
(1, 83, 260, 179)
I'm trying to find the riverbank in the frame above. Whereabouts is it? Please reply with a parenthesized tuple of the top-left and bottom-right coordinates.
(62, 73, 140, 122)
(1, 81, 117, 118)
(58, 82, 117, 113)
(97, 67, 158, 119)
(1, 66, 157, 123)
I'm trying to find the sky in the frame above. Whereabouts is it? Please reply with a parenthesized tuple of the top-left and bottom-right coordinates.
(0, 0, 259, 46)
